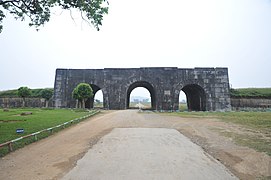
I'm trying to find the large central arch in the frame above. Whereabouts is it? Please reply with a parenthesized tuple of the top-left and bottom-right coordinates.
(126, 81, 156, 109)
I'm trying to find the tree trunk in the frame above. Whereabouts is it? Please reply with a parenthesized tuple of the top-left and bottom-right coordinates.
(45, 100, 49, 108)
(22, 98, 25, 108)
(75, 99, 78, 108)
(79, 100, 82, 108)
(82, 99, 86, 109)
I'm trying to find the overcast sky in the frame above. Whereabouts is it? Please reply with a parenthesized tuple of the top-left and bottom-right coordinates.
(0, 0, 271, 99)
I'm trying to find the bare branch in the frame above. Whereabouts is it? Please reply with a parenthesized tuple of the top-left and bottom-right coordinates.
(10, 1, 20, 9)
(80, 11, 91, 26)
(69, 8, 76, 25)
(21, 0, 36, 13)
(0, 0, 20, 5)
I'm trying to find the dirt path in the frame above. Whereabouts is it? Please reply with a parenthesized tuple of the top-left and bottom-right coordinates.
(0, 110, 270, 179)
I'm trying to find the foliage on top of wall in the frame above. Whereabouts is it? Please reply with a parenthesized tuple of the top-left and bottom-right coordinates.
(230, 88, 271, 98)
(0, 88, 53, 98)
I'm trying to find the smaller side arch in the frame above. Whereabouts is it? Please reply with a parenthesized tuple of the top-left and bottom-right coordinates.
(85, 84, 104, 109)
(176, 84, 206, 111)
(126, 81, 156, 109)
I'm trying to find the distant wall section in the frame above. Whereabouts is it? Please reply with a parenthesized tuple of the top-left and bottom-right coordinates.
(231, 97, 271, 109)
(0, 98, 52, 108)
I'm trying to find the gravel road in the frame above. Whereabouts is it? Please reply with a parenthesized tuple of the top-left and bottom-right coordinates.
(62, 128, 237, 180)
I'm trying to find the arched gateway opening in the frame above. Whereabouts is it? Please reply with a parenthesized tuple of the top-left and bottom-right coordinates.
(179, 90, 188, 111)
(126, 81, 156, 109)
(93, 90, 104, 108)
(85, 84, 104, 109)
(180, 84, 206, 111)
(129, 87, 151, 109)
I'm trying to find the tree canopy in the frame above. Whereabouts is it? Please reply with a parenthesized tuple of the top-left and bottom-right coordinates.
(72, 86, 81, 101)
(40, 88, 53, 100)
(40, 88, 53, 107)
(72, 83, 93, 108)
(18, 86, 31, 107)
(0, 0, 109, 33)
(18, 86, 31, 98)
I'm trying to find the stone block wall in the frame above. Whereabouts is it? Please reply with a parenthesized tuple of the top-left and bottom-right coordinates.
(231, 97, 271, 109)
(0, 98, 53, 108)
(53, 67, 232, 111)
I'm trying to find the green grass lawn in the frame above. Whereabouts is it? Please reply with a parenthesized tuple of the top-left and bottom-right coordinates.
(0, 108, 97, 156)
(170, 111, 271, 156)
(179, 103, 188, 111)
(0, 108, 94, 144)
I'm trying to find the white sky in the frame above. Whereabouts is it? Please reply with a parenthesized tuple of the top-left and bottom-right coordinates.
(1, 0, 271, 100)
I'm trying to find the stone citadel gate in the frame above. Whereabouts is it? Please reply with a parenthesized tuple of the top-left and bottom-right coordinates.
(53, 67, 231, 111)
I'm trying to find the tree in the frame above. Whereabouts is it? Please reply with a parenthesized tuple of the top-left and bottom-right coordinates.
(0, 0, 109, 33)
(40, 89, 53, 108)
(18, 86, 31, 107)
(72, 83, 93, 109)
(72, 86, 82, 108)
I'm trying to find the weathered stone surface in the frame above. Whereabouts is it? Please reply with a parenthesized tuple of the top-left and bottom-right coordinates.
(0, 98, 53, 108)
(231, 97, 271, 109)
(53, 67, 232, 111)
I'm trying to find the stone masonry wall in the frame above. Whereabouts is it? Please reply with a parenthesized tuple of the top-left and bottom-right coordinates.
(0, 98, 53, 108)
(231, 97, 271, 109)
(53, 67, 232, 111)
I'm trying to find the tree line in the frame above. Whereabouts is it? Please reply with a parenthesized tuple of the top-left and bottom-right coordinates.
(17, 87, 53, 108)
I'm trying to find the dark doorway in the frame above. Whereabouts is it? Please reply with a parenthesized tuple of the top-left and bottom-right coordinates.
(181, 84, 206, 111)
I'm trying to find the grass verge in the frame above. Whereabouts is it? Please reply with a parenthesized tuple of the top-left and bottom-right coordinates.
(0, 108, 98, 156)
(170, 111, 271, 156)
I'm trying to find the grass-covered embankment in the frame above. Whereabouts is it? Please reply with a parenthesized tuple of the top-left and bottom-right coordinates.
(230, 88, 271, 98)
(0, 88, 53, 98)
